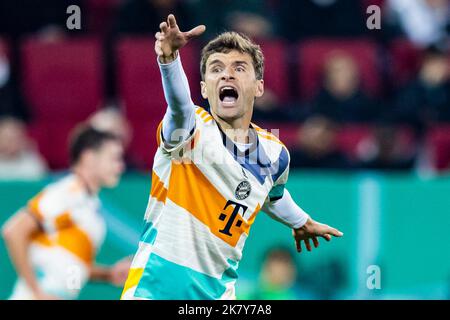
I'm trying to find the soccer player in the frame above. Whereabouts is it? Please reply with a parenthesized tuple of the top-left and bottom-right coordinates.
(2, 126, 131, 300)
(121, 14, 344, 300)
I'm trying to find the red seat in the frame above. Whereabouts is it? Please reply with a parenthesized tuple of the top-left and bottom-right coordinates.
(338, 125, 416, 160)
(21, 37, 104, 122)
(362, 0, 386, 9)
(28, 121, 79, 170)
(259, 40, 290, 104)
(336, 125, 373, 159)
(297, 39, 381, 100)
(85, 0, 121, 35)
(427, 126, 450, 171)
(388, 38, 423, 86)
(116, 38, 200, 122)
(254, 121, 300, 148)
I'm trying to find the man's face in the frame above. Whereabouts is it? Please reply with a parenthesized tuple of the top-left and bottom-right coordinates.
(201, 50, 264, 123)
(91, 141, 125, 188)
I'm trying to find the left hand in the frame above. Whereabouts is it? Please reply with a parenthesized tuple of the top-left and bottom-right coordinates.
(293, 218, 343, 253)
(108, 257, 132, 286)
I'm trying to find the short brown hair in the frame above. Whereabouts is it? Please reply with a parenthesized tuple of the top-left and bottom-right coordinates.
(69, 124, 120, 165)
(200, 32, 264, 80)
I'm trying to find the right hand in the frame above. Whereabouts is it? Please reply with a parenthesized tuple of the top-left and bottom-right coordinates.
(292, 218, 343, 253)
(155, 14, 206, 63)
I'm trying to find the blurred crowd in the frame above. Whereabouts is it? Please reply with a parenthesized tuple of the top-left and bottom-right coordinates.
(0, 0, 450, 179)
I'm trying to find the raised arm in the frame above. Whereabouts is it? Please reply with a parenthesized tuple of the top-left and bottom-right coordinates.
(155, 14, 205, 147)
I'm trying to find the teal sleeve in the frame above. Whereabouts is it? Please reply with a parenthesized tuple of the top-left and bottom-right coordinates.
(268, 184, 285, 202)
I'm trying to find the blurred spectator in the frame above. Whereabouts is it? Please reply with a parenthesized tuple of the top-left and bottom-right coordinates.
(385, 0, 450, 47)
(243, 247, 317, 300)
(89, 105, 132, 148)
(88, 105, 140, 170)
(188, 0, 274, 40)
(356, 123, 416, 170)
(290, 116, 353, 170)
(392, 45, 450, 132)
(275, 0, 367, 41)
(309, 52, 378, 123)
(0, 117, 47, 179)
(112, 0, 192, 36)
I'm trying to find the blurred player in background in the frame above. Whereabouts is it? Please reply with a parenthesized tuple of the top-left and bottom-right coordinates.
(121, 15, 343, 300)
(1, 126, 131, 299)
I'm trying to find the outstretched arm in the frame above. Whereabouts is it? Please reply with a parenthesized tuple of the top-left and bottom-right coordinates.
(90, 256, 132, 286)
(155, 14, 205, 147)
(263, 189, 343, 253)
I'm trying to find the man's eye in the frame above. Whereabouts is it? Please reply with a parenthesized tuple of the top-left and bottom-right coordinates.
(236, 66, 245, 72)
(212, 68, 221, 73)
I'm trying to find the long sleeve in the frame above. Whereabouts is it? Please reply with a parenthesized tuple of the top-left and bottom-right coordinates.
(263, 189, 310, 229)
(158, 53, 196, 147)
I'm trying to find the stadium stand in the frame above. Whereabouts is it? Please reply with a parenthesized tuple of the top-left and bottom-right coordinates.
(297, 39, 382, 100)
(21, 37, 104, 122)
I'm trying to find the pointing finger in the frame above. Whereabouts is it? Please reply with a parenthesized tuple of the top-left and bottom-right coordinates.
(326, 227, 344, 237)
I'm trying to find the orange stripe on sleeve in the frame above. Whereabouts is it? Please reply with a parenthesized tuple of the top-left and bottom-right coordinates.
(150, 171, 168, 203)
(31, 232, 52, 246)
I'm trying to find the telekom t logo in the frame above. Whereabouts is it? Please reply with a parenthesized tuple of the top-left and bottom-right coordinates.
(218, 200, 248, 236)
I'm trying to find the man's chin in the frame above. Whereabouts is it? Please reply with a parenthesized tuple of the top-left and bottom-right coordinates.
(216, 106, 243, 121)
(103, 179, 119, 188)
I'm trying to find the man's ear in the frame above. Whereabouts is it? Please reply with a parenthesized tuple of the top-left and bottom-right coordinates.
(255, 79, 264, 98)
(80, 149, 96, 167)
(200, 81, 208, 99)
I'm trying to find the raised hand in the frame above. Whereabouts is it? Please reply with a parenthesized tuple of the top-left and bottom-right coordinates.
(155, 14, 206, 63)
(293, 218, 343, 253)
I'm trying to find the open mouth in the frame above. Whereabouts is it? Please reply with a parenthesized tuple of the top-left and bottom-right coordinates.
(219, 86, 239, 104)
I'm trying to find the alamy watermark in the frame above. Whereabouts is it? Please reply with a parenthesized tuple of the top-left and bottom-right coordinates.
(66, 5, 81, 30)
(366, 265, 381, 290)
(366, 5, 382, 30)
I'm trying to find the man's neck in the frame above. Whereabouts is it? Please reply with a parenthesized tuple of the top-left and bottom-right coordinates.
(72, 167, 99, 195)
(211, 112, 253, 144)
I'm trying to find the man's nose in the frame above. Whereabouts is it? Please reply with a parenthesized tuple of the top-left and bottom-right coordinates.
(221, 68, 235, 80)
